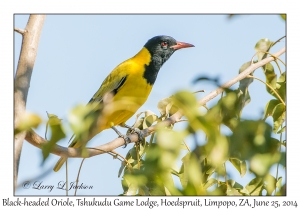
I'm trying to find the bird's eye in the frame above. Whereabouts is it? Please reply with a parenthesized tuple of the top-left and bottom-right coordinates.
(161, 41, 168, 47)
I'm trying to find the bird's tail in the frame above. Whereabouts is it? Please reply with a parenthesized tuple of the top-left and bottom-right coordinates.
(53, 108, 104, 172)
(53, 157, 67, 172)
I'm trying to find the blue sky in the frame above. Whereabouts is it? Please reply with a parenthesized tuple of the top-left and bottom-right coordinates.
(14, 14, 286, 195)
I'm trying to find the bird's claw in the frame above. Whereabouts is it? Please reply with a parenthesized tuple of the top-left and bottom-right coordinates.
(121, 128, 144, 148)
(111, 126, 132, 148)
(123, 124, 145, 142)
(130, 127, 145, 142)
(118, 134, 131, 148)
(112, 125, 144, 148)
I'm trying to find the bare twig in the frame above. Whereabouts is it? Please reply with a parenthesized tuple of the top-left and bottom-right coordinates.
(274, 60, 283, 75)
(271, 36, 286, 48)
(66, 159, 68, 196)
(75, 159, 85, 196)
(182, 140, 191, 152)
(14, 28, 26, 35)
(24, 47, 286, 160)
(247, 75, 286, 106)
(192, 90, 205, 94)
(14, 15, 46, 191)
(109, 150, 130, 164)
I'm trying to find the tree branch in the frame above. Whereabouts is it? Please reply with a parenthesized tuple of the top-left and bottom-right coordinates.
(24, 47, 286, 160)
(14, 15, 46, 191)
(14, 28, 26, 35)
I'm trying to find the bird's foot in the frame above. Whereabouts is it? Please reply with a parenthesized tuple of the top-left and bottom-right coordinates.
(111, 126, 131, 148)
(123, 124, 145, 142)
(120, 134, 132, 148)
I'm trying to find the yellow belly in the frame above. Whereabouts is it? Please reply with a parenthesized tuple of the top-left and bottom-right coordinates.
(100, 73, 152, 130)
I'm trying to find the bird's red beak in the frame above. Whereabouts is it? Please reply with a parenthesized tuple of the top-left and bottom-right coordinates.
(171, 41, 194, 50)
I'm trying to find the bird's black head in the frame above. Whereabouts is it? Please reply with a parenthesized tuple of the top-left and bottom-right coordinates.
(144, 35, 194, 65)
(142, 35, 194, 85)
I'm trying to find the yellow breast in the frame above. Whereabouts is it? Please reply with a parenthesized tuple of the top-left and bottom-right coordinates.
(100, 47, 153, 130)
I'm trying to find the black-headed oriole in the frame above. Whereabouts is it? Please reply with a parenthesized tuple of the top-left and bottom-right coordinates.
(53, 35, 194, 172)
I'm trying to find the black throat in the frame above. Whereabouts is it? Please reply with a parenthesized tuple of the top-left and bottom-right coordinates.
(143, 54, 171, 85)
(143, 48, 172, 85)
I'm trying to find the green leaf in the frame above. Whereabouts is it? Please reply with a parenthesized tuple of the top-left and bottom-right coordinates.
(276, 177, 282, 189)
(42, 113, 66, 161)
(129, 147, 138, 160)
(239, 61, 253, 89)
(242, 177, 264, 195)
(138, 185, 150, 196)
(208, 91, 237, 130)
(255, 38, 273, 61)
(229, 120, 278, 161)
(250, 153, 280, 177)
(121, 177, 129, 194)
(208, 182, 226, 195)
(272, 103, 286, 133)
(143, 111, 158, 128)
(131, 112, 145, 130)
(254, 39, 282, 99)
(118, 147, 135, 177)
(178, 153, 190, 188)
(205, 166, 216, 178)
(164, 187, 172, 196)
(173, 91, 200, 122)
(229, 158, 247, 177)
(235, 88, 251, 118)
(279, 152, 286, 167)
(263, 63, 277, 90)
(228, 179, 243, 189)
(208, 135, 229, 167)
(263, 99, 281, 120)
(264, 174, 276, 195)
(230, 61, 254, 118)
(123, 174, 147, 195)
(277, 126, 286, 134)
(155, 130, 182, 169)
(278, 183, 286, 196)
(157, 97, 173, 116)
(276, 72, 286, 101)
(14, 112, 42, 135)
(148, 181, 166, 196)
(157, 96, 178, 121)
(227, 180, 243, 195)
(127, 158, 135, 164)
(200, 157, 216, 182)
(203, 178, 218, 189)
(226, 185, 242, 195)
(181, 153, 205, 195)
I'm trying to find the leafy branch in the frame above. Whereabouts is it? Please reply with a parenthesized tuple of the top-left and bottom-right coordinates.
(24, 46, 285, 160)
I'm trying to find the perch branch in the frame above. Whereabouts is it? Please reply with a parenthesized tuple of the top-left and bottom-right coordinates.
(25, 47, 286, 159)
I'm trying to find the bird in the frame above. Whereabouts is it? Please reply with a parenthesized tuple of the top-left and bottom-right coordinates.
(53, 35, 194, 172)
